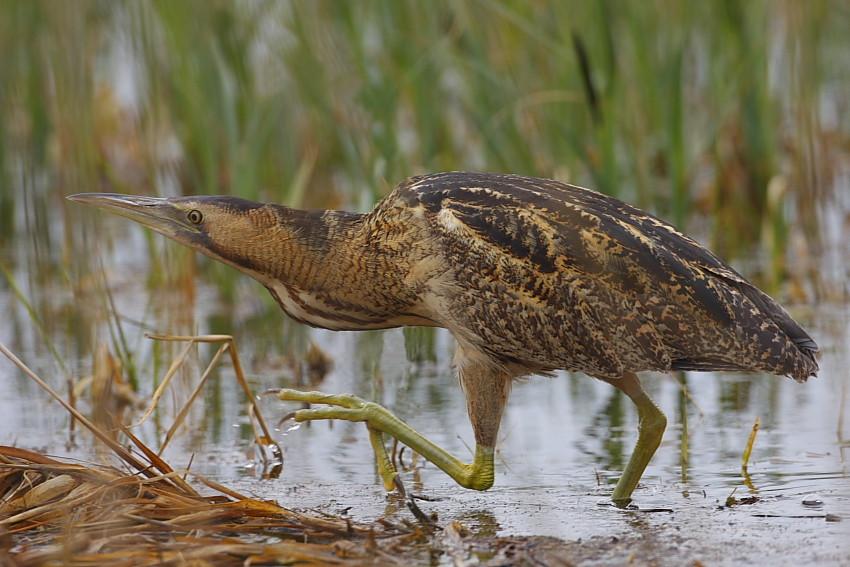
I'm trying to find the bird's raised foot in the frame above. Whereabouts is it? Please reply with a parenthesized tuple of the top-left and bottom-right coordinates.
(273, 388, 497, 492)
(275, 389, 387, 421)
(273, 389, 402, 491)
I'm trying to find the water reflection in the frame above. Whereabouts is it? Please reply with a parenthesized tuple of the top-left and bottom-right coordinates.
(676, 378, 691, 488)
(457, 509, 501, 538)
(591, 388, 630, 477)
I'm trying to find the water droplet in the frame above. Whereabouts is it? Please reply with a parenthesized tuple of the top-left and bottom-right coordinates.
(802, 495, 824, 507)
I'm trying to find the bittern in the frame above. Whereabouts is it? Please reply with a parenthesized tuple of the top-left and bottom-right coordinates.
(69, 172, 818, 504)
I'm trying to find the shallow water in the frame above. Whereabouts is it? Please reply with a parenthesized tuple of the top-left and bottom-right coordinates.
(1, 242, 848, 565)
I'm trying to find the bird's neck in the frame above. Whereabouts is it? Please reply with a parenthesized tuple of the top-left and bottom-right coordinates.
(223, 206, 434, 331)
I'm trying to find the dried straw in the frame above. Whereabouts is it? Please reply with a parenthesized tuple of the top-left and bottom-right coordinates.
(0, 342, 422, 566)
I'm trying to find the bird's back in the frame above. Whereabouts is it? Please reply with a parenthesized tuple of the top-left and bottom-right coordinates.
(377, 172, 817, 382)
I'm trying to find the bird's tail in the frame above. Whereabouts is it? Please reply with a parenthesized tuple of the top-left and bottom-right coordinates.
(739, 285, 818, 382)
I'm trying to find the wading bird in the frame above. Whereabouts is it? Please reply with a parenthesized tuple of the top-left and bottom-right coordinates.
(69, 172, 818, 505)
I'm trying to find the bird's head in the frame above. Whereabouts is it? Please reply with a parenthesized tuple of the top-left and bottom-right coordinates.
(67, 193, 289, 279)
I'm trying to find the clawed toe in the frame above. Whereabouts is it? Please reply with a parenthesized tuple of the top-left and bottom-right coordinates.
(275, 389, 369, 409)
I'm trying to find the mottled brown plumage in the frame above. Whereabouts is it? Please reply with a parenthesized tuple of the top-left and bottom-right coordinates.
(69, 171, 818, 504)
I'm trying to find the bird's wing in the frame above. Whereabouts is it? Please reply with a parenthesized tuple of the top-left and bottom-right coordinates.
(406, 172, 739, 324)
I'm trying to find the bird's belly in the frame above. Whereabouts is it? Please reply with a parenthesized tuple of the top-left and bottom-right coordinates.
(264, 281, 436, 331)
(430, 283, 696, 378)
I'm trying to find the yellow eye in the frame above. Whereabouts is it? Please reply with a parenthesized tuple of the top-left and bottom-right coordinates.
(187, 209, 204, 224)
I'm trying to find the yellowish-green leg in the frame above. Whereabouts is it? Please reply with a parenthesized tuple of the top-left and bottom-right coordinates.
(276, 390, 498, 491)
(603, 372, 668, 505)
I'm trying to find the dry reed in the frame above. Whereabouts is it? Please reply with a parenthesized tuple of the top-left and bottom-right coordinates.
(0, 341, 424, 566)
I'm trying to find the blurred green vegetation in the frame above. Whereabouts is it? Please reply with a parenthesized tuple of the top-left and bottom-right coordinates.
(1, 0, 847, 364)
(4, 1, 846, 247)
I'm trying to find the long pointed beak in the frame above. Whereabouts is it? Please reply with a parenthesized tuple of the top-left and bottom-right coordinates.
(67, 193, 194, 236)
